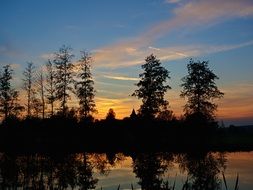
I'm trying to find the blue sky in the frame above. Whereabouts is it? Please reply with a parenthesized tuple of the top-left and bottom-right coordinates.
(1, 0, 253, 125)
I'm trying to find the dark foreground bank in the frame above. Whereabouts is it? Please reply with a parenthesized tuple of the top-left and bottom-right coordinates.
(0, 118, 253, 153)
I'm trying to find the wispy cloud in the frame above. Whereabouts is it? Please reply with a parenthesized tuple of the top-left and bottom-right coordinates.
(166, 0, 182, 4)
(93, 40, 253, 68)
(95, 81, 131, 88)
(92, 0, 253, 68)
(148, 46, 161, 51)
(103, 75, 139, 81)
(148, 0, 253, 39)
(40, 53, 55, 60)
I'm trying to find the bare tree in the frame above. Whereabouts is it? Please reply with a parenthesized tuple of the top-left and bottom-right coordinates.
(23, 62, 36, 117)
(45, 60, 57, 117)
(35, 68, 46, 119)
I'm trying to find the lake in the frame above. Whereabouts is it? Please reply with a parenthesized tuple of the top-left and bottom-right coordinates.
(0, 151, 252, 190)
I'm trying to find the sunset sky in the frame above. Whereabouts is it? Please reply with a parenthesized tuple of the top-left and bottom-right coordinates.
(0, 0, 253, 125)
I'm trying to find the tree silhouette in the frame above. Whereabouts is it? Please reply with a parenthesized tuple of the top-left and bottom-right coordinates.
(0, 65, 22, 120)
(157, 105, 175, 122)
(45, 59, 57, 117)
(23, 62, 36, 117)
(35, 69, 46, 119)
(106, 108, 116, 120)
(180, 59, 224, 122)
(75, 51, 96, 119)
(132, 54, 171, 119)
(53, 45, 74, 116)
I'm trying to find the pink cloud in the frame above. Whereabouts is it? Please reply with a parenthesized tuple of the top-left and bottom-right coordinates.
(93, 0, 253, 68)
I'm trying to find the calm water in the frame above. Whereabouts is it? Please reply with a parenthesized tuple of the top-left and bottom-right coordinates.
(0, 151, 252, 190)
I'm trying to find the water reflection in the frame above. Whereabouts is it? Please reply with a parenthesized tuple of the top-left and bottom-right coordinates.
(132, 153, 174, 190)
(0, 151, 245, 190)
(0, 153, 115, 189)
(177, 152, 226, 190)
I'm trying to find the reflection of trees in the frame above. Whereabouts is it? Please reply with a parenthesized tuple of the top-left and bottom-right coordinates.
(132, 152, 227, 190)
(178, 152, 227, 190)
(0, 152, 228, 189)
(90, 153, 125, 175)
(0, 152, 124, 189)
(0, 153, 19, 189)
(132, 153, 174, 190)
(76, 153, 98, 190)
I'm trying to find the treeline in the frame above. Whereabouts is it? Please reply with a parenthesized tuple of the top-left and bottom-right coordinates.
(0, 45, 224, 126)
(0, 45, 96, 123)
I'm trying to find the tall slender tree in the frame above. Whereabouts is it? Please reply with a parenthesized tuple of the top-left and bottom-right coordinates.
(132, 54, 171, 119)
(23, 62, 36, 117)
(75, 51, 96, 119)
(180, 59, 224, 121)
(35, 69, 46, 119)
(53, 45, 74, 116)
(45, 60, 57, 117)
(0, 65, 23, 120)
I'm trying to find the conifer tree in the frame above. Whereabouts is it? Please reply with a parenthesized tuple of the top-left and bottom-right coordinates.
(54, 45, 74, 116)
(75, 51, 96, 119)
(0, 65, 23, 120)
(132, 54, 171, 119)
(181, 59, 224, 121)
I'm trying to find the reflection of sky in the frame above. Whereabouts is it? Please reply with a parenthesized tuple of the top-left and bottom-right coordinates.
(225, 152, 253, 190)
(94, 152, 253, 190)
(95, 157, 140, 190)
(1, 0, 253, 125)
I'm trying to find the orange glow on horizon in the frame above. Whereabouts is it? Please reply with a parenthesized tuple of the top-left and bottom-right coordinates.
(15, 84, 253, 122)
